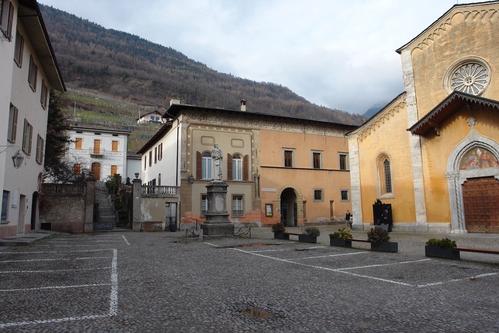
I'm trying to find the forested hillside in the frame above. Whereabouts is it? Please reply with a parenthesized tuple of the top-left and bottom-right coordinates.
(40, 5, 363, 151)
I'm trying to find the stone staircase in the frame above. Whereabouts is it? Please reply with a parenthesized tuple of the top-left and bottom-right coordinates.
(94, 183, 116, 231)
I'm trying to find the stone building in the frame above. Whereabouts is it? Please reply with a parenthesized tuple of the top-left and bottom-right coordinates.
(0, 0, 65, 237)
(138, 101, 356, 226)
(348, 1, 499, 233)
(65, 125, 130, 182)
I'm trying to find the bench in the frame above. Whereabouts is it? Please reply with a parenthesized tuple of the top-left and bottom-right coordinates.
(456, 247, 499, 255)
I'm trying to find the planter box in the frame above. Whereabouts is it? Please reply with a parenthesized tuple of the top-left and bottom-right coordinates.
(274, 231, 289, 240)
(371, 241, 398, 253)
(425, 245, 460, 260)
(298, 234, 317, 243)
(329, 236, 352, 248)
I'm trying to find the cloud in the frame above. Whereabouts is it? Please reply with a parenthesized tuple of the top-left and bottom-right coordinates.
(39, 0, 482, 113)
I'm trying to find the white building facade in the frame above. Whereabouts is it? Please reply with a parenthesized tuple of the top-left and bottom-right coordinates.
(0, 0, 65, 237)
(65, 126, 130, 182)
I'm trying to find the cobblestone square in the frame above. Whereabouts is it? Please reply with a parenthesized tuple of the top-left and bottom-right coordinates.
(0, 233, 498, 332)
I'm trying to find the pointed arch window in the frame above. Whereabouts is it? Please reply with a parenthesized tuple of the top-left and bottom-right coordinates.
(378, 154, 393, 195)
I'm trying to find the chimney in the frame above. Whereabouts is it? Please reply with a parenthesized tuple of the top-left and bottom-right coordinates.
(169, 98, 181, 106)
(240, 99, 247, 112)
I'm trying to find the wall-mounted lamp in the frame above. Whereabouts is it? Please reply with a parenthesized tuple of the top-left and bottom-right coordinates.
(12, 150, 24, 168)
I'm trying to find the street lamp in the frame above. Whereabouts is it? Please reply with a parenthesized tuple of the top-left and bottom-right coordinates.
(12, 150, 24, 168)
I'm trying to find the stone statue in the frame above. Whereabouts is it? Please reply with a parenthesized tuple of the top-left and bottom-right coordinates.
(211, 144, 223, 181)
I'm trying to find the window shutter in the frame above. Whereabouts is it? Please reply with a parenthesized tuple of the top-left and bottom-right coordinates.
(196, 151, 202, 180)
(227, 154, 233, 180)
(243, 155, 249, 181)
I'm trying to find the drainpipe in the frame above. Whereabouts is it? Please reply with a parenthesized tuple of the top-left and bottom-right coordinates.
(175, 118, 180, 229)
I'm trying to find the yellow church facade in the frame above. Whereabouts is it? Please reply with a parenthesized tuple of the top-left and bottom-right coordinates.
(348, 1, 499, 233)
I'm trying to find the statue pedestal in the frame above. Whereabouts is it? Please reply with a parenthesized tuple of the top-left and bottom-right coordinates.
(202, 181, 234, 237)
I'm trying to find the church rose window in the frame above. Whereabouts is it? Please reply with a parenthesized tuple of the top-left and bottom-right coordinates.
(448, 60, 490, 96)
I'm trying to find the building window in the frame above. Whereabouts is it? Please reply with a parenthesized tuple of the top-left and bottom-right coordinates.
(232, 195, 244, 217)
(7, 104, 18, 143)
(158, 143, 163, 161)
(378, 155, 393, 195)
(284, 150, 293, 168)
(73, 163, 81, 175)
(143, 156, 147, 170)
(74, 137, 82, 150)
(28, 55, 38, 92)
(14, 31, 23, 67)
(93, 139, 101, 155)
(341, 190, 349, 201)
(1, 190, 9, 222)
(339, 153, 348, 170)
(112, 140, 119, 152)
(201, 194, 208, 215)
(158, 173, 161, 186)
(202, 151, 212, 180)
(149, 151, 152, 167)
(312, 151, 321, 169)
(22, 119, 33, 155)
(232, 154, 243, 181)
(0, 0, 14, 40)
(111, 165, 117, 177)
(35, 135, 44, 165)
(154, 147, 157, 164)
(314, 189, 323, 201)
(40, 81, 48, 109)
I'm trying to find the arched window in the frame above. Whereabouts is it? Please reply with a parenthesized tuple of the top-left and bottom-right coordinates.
(201, 151, 212, 180)
(378, 155, 392, 195)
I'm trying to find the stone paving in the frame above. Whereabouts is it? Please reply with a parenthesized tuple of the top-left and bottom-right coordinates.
(0, 231, 498, 332)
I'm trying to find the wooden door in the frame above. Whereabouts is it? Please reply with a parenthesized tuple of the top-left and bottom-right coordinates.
(462, 177, 499, 233)
(91, 162, 101, 181)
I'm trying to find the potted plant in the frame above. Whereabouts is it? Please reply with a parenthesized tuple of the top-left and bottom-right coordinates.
(367, 227, 398, 252)
(299, 227, 320, 243)
(272, 223, 289, 240)
(330, 228, 353, 248)
(425, 238, 460, 260)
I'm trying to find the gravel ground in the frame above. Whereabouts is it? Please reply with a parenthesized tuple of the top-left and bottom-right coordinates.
(0, 231, 498, 332)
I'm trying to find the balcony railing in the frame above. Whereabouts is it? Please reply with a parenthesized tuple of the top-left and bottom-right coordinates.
(141, 185, 179, 198)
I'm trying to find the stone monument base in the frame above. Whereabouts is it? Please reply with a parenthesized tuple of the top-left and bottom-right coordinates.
(201, 223, 234, 237)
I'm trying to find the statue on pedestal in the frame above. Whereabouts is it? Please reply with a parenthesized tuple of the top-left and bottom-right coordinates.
(211, 144, 223, 181)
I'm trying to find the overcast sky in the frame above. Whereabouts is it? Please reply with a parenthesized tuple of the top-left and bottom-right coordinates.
(39, 0, 479, 114)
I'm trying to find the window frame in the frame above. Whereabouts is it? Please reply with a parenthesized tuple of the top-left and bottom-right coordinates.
(111, 140, 119, 152)
(22, 119, 33, 155)
(158, 143, 163, 161)
(201, 152, 213, 180)
(14, 31, 23, 67)
(377, 154, 394, 197)
(7, 103, 18, 143)
(35, 135, 44, 165)
(28, 55, 38, 92)
(149, 151, 152, 167)
(110, 165, 118, 177)
(284, 149, 293, 168)
(232, 154, 243, 181)
(1, 190, 9, 222)
(313, 189, 323, 202)
(340, 189, 349, 201)
(40, 80, 48, 109)
(231, 194, 244, 217)
(74, 137, 83, 150)
(339, 153, 349, 170)
(312, 151, 322, 169)
(0, 0, 14, 41)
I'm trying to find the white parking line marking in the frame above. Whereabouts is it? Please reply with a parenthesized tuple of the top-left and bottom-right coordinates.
(121, 235, 130, 246)
(233, 248, 414, 287)
(0, 266, 111, 274)
(294, 251, 369, 260)
(204, 242, 219, 247)
(0, 249, 115, 254)
(335, 258, 431, 271)
(0, 257, 110, 263)
(109, 249, 118, 315)
(0, 314, 112, 328)
(417, 272, 499, 288)
(0, 283, 112, 292)
(246, 249, 290, 253)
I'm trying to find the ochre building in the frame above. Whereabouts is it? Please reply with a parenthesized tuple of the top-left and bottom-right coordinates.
(348, 1, 499, 233)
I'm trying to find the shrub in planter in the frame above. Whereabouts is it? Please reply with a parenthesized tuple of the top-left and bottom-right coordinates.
(299, 227, 320, 243)
(425, 238, 460, 260)
(368, 227, 398, 252)
(330, 228, 353, 247)
(272, 223, 289, 240)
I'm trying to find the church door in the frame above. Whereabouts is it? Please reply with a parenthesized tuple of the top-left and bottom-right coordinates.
(462, 177, 499, 233)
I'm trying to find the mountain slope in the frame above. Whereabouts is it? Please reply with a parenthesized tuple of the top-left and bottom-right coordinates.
(40, 5, 364, 126)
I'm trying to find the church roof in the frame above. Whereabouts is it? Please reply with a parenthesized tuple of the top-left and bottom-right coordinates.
(409, 91, 499, 136)
(396, 1, 499, 54)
